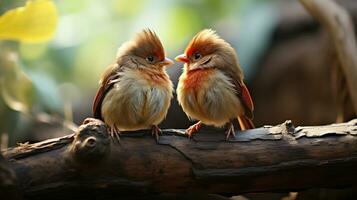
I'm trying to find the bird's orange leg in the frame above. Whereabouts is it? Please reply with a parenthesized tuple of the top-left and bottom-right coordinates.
(151, 125, 162, 142)
(225, 122, 236, 140)
(186, 121, 202, 138)
(109, 124, 121, 142)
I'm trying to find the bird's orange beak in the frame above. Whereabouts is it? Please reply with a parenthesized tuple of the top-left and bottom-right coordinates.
(159, 57, 174, 66)
(175, 54, 189, 63)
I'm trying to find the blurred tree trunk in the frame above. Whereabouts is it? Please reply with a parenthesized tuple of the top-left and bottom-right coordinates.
(250, 0, 357, 127)
(300, 0, 357, 122)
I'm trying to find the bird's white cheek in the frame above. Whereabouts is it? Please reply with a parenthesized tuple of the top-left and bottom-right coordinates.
(188, 63, 199, 71)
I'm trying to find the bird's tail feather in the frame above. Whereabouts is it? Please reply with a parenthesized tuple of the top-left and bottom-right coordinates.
(237, 116, 255, 130)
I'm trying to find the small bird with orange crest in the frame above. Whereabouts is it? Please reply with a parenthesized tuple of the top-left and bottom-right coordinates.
(92, 29, 174, 141)
(176, 29, 255, 139)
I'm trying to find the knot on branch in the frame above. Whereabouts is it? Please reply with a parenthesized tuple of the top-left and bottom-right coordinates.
(70, 118, 110, 163)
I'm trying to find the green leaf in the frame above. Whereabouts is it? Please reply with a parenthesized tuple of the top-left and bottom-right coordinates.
(0, 52, 35, 113)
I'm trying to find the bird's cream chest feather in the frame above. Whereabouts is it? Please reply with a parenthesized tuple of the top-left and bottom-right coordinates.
(101, 69, 173, 131)
(177, 68, 243, 127)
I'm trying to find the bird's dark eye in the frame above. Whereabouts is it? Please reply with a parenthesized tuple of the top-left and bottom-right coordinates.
(194, 53, 201, 60)
(146, 55, 155, 63)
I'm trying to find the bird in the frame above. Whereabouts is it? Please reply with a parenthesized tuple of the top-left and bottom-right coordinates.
(92, 29, 174, 141)
(175, 29, 254, 139)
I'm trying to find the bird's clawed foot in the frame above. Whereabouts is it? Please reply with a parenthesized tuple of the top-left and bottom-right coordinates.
(151, 125, 161, 142)
(185, 121, 202, 138)
(109, 125, 121, 142)
(225, 122, 236, 140)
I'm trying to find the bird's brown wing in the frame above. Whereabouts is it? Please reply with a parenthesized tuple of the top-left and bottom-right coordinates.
(225, 71, 254, 119)
(228, 72, 255, 130)
(92, 64, 122, 120)
(237, 80, 254, 119)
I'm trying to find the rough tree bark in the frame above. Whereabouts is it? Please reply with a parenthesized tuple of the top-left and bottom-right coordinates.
(300, 0, 357, 116)
(0, 154, 19, 200)
(2, 118, 357, 199)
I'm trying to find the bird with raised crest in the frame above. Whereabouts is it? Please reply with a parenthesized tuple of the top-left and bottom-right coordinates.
(175, 29, 255, 139)
(92, 29, 173, 141)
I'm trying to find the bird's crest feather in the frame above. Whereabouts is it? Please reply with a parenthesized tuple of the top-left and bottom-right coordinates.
(117, 29, 165, 61)
(185, 29, 227, 57)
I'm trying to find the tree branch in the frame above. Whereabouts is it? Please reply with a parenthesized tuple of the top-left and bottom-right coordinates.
(2, 118, 357, 199)
(300, 0, 357, 115)
(0, 154, 19, 200)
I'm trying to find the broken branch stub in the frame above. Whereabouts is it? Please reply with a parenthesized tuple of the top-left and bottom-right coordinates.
(69, 118, 110, 163)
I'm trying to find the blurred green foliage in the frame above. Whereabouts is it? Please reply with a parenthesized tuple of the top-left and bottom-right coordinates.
(0, 0, 279, 146)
